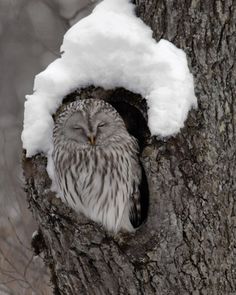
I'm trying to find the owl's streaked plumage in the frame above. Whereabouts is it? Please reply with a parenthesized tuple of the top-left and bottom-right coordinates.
(52, 99, 143, 233)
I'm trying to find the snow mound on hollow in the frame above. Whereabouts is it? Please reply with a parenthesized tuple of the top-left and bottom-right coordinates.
(22, 0, 197, 158)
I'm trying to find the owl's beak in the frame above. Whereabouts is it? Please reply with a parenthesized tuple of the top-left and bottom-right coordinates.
(88, 135, 96, 145)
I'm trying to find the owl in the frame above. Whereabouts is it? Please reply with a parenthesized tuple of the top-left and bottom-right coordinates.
(52, 98, 145, 233)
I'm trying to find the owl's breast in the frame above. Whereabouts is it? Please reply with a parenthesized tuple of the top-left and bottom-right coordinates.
(78, 147, 133, 200)
(79, 147, 137, 229)
(54, 144, 140, 232)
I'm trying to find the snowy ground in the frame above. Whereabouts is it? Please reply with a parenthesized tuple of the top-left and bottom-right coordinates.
(0, 1, 98, 294)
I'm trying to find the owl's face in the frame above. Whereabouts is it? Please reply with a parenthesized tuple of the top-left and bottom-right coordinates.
(63, 105, 125, 147)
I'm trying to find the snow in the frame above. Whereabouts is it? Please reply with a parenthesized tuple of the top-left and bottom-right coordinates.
(32, 230, 38, 239)
(22, 0, 197, 158)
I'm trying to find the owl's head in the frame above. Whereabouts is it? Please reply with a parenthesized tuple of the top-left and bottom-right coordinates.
(54, 99, 129, 148)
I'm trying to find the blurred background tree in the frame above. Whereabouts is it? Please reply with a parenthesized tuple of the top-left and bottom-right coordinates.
(0, 1, 99, 294)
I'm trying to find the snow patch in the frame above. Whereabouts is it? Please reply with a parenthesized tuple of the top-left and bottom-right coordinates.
(22, 0, 197, 158)
(32, 230, 38, 239)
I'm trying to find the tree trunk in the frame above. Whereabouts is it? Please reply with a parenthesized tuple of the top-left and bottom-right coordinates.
(23, 1, 236, 294)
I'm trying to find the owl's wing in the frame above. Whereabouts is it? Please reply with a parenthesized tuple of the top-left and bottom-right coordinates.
(129, 162, 149, 229)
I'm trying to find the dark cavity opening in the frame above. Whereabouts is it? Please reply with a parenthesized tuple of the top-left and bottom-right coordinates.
(108, 89, 150, 228)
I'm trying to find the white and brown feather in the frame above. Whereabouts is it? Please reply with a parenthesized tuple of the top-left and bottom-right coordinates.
(52, 99, 142, 233)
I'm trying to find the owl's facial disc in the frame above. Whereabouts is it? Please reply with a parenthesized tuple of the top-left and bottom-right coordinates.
(64, 109, 123, 147)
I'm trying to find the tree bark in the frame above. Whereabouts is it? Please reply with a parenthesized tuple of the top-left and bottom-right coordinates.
(23, 1, 236, 294)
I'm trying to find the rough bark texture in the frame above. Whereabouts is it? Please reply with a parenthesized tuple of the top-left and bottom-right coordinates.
(23, 1, 236, 294)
